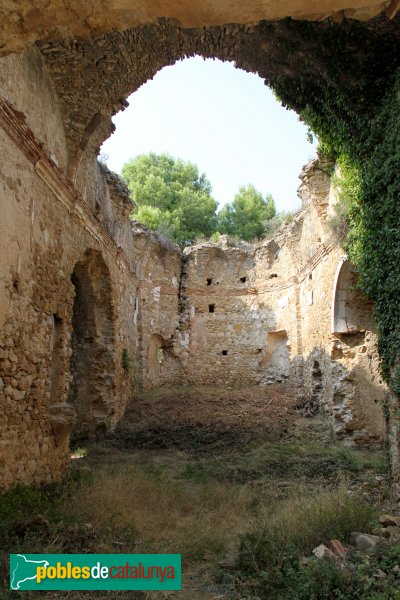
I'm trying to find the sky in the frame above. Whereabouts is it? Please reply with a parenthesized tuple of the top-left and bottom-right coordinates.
(100, 56, 317, 213)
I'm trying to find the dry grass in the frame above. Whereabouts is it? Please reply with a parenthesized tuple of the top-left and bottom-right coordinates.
(67, 460, 378, 578)
(1, 387, 388, 599)
(264, 485, 377, 547)
(67, 463, 254, 563)
(239, 485, 378, 571)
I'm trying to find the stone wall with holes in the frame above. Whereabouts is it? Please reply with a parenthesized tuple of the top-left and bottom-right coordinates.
(0, 47, 387, 491)
(180, 238, 299, 387)
(0, 48, 139, 488)
(171, 158, 386, 446)
(177, 159, 336, 390)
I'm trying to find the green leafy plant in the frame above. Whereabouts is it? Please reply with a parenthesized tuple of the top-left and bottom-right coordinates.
(255, 17, 400, 476)
(121, 348, 132, 373)
(218, 184, 276, 241)
(122, 152, 218, 247)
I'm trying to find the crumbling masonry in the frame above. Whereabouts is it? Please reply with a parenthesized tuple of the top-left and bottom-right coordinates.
(0, 2, 395, 488)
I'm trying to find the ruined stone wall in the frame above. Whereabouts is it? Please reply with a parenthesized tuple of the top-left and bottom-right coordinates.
(295, 161, 386, 444)
(0, 39, 388, 490)
(176, 162, 325, 390)
(130, 223, 183, 389)
(180, 238, 298, 387)
(0, 49, 138, 488)
(167, 158, 386, 446)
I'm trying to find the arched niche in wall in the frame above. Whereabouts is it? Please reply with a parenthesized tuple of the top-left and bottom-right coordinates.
(332, 257, 375, 334)
(68, 248, 115, 441)
(260, 330, 290, 382)
(147, 334, 166, 383)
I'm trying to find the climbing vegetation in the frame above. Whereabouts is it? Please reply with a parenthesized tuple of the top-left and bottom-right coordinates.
(261, 17, 400, 396)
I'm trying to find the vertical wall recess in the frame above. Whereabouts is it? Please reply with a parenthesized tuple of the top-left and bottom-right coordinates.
(265, 330, 290, 381)
(50, 314, 64, 405)
(69, 249, 115, 441)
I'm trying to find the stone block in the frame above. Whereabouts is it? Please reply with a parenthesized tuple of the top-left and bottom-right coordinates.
(350, 533, 380, 553)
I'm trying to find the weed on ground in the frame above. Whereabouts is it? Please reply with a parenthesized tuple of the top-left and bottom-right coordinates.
(0, 386, 394, 599)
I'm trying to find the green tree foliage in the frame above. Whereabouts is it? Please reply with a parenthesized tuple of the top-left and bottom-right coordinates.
(218, 184, 276, 241)
(122, 153, 217, 246)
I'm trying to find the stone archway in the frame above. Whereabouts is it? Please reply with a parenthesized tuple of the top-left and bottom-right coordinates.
(0, 1, 390, 57)
(35, 15, 400, 180)
(69, 249, 115, 441)
(332, 258, 375, 334)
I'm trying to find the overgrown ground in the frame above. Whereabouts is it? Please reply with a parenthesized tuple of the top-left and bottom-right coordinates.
(1, 386, 398, 599)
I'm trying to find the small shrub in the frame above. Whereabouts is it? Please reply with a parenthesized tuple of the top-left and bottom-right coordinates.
(239, 541, 400, 599)
(327, 200, 350, 245)
(121, 348, 132, 372)
(263, 211, 296, 237)
(210, 231, 221, 243)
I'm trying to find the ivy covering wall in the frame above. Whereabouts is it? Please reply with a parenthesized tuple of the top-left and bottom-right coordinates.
(255, 16, 400, 473)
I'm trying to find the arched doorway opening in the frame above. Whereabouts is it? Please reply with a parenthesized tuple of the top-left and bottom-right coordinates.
(332, 259, 375, 335)
(69, 249, 115, 441)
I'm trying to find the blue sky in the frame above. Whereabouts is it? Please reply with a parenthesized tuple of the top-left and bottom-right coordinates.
(101, 56, 316, 213)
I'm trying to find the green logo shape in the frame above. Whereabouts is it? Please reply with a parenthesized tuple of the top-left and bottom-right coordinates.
(10, 554, 181, 591)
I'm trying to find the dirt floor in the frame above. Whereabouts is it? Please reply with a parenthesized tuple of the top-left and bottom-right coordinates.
(111, 385, 299, 451)
(1, 386, 392, 599)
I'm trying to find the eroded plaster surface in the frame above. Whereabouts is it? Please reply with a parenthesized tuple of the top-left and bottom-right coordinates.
(0, 1, 394, 56)
(0, 24, 389, 488)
